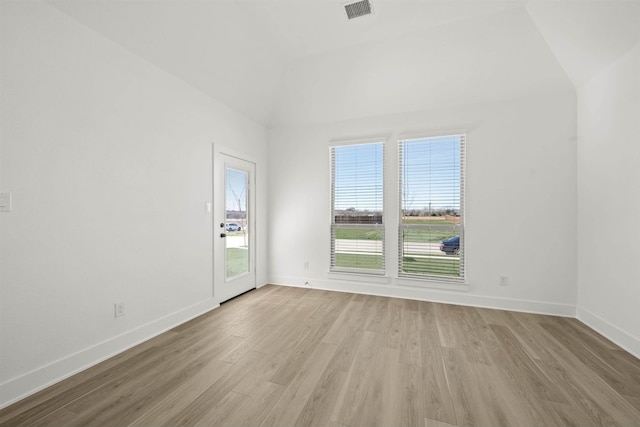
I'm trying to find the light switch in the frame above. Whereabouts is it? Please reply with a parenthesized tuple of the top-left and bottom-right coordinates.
(205, 202, 212, 213)
(0, 193, 11, 212)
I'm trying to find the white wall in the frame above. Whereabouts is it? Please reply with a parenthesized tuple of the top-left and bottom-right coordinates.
(577, 43, 640, 357)
(0, 1, 268, 407)
(268, 91, 577, 315)
(48, 0, 287, 125)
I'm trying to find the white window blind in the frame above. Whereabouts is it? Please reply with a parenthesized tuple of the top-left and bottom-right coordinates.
(399, 135, 465, 280)
(330, 142, 384, 274)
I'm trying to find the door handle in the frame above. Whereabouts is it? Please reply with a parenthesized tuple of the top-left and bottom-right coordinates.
(220, 233, 227, 238)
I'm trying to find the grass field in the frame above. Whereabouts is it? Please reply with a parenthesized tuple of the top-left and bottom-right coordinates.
(335, 222, 458, 243)
(401, 228, 456, 243)
(334, 253, 460, 277)
(402, 218, 458, 225)
(334, 218, 460, 275)
(401, 255, 460, 276)
(226, 247, 248, 278)
(334, 253, 383, 270)
(403, 218, 458, 243)
(334, 228, 383, 240)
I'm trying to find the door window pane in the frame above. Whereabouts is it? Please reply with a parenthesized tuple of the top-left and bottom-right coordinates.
(226, 167, 249, 279)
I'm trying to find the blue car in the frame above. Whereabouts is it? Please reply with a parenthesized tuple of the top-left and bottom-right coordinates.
(440, 235, 460, 255)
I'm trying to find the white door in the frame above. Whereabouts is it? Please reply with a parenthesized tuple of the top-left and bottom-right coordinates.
(213, 151, 256, 303)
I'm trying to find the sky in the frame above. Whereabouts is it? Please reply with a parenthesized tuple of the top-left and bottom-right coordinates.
(333, 142, 383, 212)
(333, 135, 462, 212)
(401, 135, 462, 211)
(226, 167, 248, 212)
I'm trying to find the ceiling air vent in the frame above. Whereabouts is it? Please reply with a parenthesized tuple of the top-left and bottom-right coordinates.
(344, 0, 373, 20)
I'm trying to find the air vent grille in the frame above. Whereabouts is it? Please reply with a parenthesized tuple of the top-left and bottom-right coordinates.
(344, 0, 373, 20)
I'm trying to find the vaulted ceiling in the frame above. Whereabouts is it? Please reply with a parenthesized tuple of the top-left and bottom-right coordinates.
(48, 0, 640, 127)
(527, 1, 640, 87)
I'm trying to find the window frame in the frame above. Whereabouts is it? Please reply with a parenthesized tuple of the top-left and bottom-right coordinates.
(329, 139, 386, 275)
(397, 133, 466, 282)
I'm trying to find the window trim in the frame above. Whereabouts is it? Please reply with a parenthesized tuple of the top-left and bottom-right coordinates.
(397, 133, 466, 282)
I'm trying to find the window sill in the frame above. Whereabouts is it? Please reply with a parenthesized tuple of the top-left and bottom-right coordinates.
(327, 271, 391, 284)
(395, 276, 469, 292)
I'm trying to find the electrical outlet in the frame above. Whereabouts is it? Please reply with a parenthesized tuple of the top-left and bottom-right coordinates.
(114, 302, 125, 318)
(499, 275, 509, 286)
(304, 261, 309, 270)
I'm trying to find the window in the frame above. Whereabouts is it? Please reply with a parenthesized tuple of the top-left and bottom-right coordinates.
(330, 142, 384, 274)
(399, 135, 465, 280)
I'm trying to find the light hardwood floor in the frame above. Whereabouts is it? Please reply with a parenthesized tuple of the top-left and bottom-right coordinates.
(1, 285, 639, 427)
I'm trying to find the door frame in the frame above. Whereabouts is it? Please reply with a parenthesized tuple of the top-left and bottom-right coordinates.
(212, 144, 257, 303)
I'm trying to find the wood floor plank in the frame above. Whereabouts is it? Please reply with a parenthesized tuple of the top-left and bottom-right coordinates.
(2, 285, 639, 427)
(627, 396, 640, 413)
(269, 297, 347, 386)
(559, 320, 640, 396)
(440, 347, 483, 427)
(557, 316, 618, 349)
(159, 350, 268, 427)
(544, 345, 640, 426)
(456, 306, 491, 365)
(610, 350, 640, 386)
(223, 305, 280, 337)
(64, 333, 247, 427)
(322, 299, 365, 345)
(330, 330, 381, 426)
(231, 351, 290, 397)
(535, 357, 622, 426)
(223, 381, 285, 426)
(548, 401, 600, 427)
(327, 327, 364, 372)
(351, 347, 397, 427)
(425, 418, 459, 427)
(465, 361, 533, 427)
(421, 346, 457, 426)
(227, 301, 290, 340)
(489, 324, 569, 404)
(259, 343, 339, 427)
(383, 298, 404, 349)
(474, 306, 512, 327)
(128, 357, 232, 427)
(0, 345, 167, 427)
(541, 321, 640, 397)
(509, 312, 561, 362)
(31, 407, 78, 426)
(193, 391, 248, 427)
(394, 361, 424, 427)
(0, 330, 178, 425)
(250, 300, 320, 355)
(294, 368, 347, 427)
(364, 296, 390, 334)
(400, 308, 423, 366)
(434, 304, 460, 349)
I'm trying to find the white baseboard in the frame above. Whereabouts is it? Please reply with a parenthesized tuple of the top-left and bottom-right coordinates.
(270, 276, 576, 317)
(577, 306, 640, 359)
(0, 298, 219, 410)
